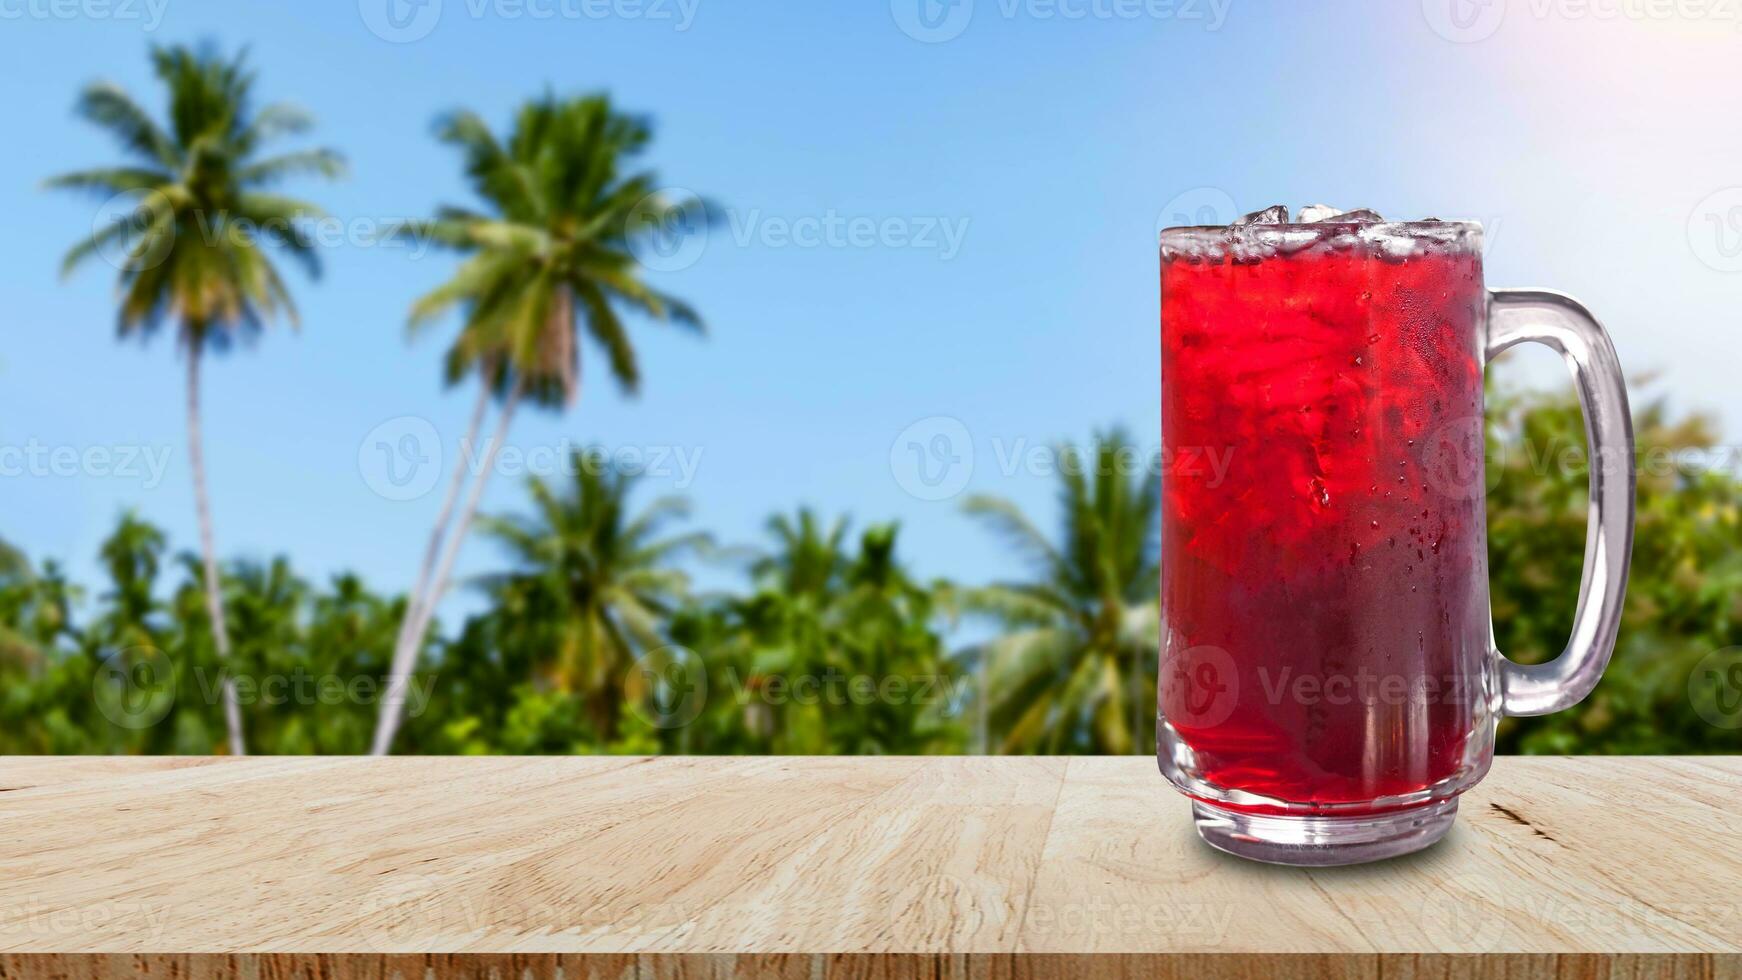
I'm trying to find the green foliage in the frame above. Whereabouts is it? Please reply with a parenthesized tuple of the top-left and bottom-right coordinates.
(5, 385, 1740, 756)
(404, 94, 705, 405)
(48, 43, 343, 345)
(662, 512, 966, 755)
(956, 429, 1160, 755)
(1487, 383, 1742, 754)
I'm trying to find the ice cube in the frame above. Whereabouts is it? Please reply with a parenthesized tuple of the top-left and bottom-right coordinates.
(1296, 204, 1342, 223)
(1232, 205, 1290, 226)
(1330, 208, 1383, 223)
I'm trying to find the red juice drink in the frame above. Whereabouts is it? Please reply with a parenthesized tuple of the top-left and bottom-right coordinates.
(1157, 218, 1495, 815)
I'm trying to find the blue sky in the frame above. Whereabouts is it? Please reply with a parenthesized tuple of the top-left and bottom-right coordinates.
(3, 0, 1741, 622)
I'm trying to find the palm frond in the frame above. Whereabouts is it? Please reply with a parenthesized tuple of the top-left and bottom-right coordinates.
(962, 494, 1064, 575)
(73, 82, 179, 167)
(42, 167, 172, 196)
(239, 102, 314, 148)
(575, 281, 639, 393)
(236, 148, 347, 186)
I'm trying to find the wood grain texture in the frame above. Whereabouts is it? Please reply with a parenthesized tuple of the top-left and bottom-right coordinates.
(2, 954, 1740, 979)
(0, 755, 1738, 973)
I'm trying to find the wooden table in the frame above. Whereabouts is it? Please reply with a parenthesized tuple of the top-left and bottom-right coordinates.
(1, 756, 1738, 978)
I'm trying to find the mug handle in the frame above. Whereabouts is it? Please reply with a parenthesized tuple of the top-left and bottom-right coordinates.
(1486, 289, 1637, 716)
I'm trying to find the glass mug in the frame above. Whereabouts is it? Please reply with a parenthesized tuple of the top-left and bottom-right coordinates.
(1155, 214, 1635, 865)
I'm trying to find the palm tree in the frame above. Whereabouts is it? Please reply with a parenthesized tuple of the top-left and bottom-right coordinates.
(0, 542, 82, 668)
(708, 511, 962, 754)
(473, 459, 706, 742)
(95, 511, 169, 652)
(48, 44, 344, 754)
(959, 430, 1160, 754)
(372, 94, 710, 754)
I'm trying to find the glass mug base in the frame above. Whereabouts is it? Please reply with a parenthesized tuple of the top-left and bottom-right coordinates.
(1190, 798, 1459, 867)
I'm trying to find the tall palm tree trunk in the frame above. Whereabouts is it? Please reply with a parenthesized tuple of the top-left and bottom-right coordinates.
(375, 378, 492, 748)
(977, 651, 988, 755)
(372, 378, 525, 755)
(186, 347, 246, 755)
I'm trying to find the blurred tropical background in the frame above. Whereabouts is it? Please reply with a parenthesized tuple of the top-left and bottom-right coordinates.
(3, 6, 1741, 756)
